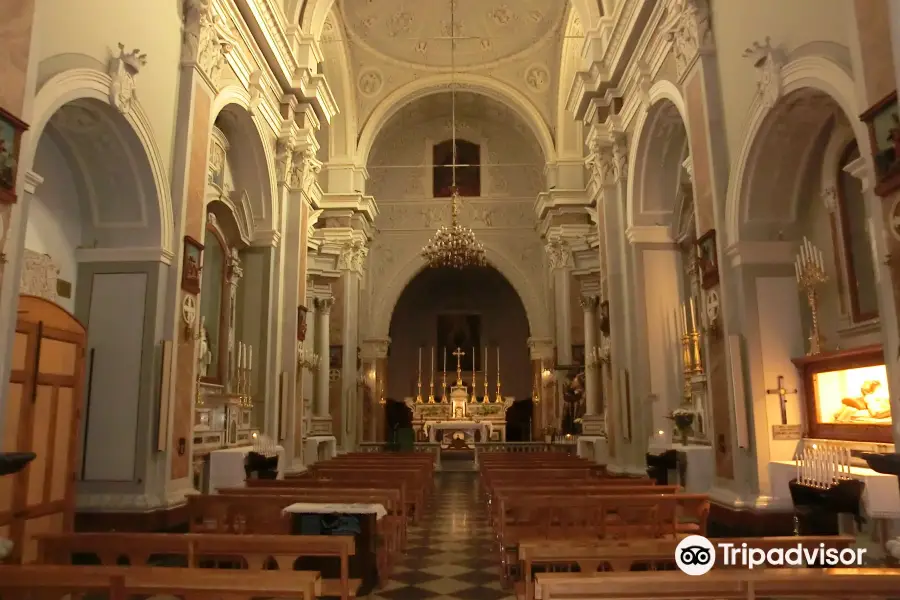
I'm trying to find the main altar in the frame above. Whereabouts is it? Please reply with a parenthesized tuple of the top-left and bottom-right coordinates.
(405, 346, 513, 448)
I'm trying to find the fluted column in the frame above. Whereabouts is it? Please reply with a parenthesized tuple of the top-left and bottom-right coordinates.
(314, 297, 333, 421)
(581, 294, 600, 415)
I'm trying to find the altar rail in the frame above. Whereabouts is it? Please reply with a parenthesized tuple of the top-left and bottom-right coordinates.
(476, 442, 576, 454)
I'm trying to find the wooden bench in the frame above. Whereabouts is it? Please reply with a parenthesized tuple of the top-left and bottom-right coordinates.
(34, 531, 356, 599)
(535, 568, 900, 600)
(276, 473, 424, 523)
(0, 564, 321, 599)
(517, 535, 857, 600)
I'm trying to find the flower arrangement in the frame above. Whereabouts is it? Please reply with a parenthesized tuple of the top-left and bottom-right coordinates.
(668, 407, 695, 445)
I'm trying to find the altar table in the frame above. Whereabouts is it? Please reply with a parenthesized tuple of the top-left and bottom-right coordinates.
(208, 444, 285, 493)
(425, 420, 492, 443)
(769, 460, 900, 518)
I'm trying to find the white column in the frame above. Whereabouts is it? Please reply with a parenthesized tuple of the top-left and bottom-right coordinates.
(338, 240, 366, 450)
(314, 296, 333, 419)
(546, 239, 573, 427)
(581, 294, 600, 415)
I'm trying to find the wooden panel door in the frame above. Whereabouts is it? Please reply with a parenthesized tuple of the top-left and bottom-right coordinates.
(0, 295, 86, 563)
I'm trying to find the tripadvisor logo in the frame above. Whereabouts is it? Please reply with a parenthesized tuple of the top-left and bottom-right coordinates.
(675, 535, 866, 576)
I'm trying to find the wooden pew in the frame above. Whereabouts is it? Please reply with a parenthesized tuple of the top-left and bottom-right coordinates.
(219, 485, 407, 549)
(186, 493, 390, 589)
(535, 568, 900, 600)
(33, 531, 355, 599)
(517, 535, 856, 600)
(0, 564, 321, 599)
(494, 493, 710, 581)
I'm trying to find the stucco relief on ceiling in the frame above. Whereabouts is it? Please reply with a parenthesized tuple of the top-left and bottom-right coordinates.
(337, 0, 566, 70)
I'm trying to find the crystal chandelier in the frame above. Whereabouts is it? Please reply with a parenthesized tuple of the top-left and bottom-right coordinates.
(420, 0, 486, 270)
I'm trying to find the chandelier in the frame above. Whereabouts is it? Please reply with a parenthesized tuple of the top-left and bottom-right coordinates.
(420, 0, 486, 270)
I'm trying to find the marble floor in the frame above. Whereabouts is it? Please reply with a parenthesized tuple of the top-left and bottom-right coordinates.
(369, 472, 513, 600)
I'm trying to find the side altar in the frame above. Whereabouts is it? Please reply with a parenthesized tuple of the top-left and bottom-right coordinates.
(404, 347, 512, 447)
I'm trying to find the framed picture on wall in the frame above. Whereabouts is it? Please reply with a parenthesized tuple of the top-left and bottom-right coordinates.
(571, 344, 585, 366)
(181, 236, 204, 294)
(329, 345, 342, 369)
(297, 305, 308, 341)
(0, 107, 29, 204)
(860, 90, 900, 196)
(696, 229, 719, 289)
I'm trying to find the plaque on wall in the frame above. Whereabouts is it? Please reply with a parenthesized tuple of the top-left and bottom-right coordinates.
(772, 424, 803, 440)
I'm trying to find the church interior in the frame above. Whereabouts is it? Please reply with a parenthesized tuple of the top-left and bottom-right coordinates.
(3, 0, 900, 596)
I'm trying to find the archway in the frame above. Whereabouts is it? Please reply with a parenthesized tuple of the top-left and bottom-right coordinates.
(386, 265, 531, 403)
(25, 95, 167, 487)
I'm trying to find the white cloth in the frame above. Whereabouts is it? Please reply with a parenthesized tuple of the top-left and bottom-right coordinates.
(425, 420, 492, 442)
(769, 460, 900, 518)
(208, 444, 285, 493)
(282, 502, 387, 520)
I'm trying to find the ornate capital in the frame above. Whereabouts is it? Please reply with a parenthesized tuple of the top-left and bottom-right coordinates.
(294, 147, 322, 195)
(337, 239, 368, 274)
(682, 156, 694, 183)
(226, 247, 243, 283)
(586, 137, 627, 186)
(182, 0, 233, 88)
(360, 337, 391, 360)
(580, 294, 599, 312)
(275, 137, 295, 185)
(527, 337, 555, 361)
(545, 239, 573, 270)
(314, 296, 334, 314)
(821, 185, 838, 213)
(743, 37, 785, 112)
(664, 0, 713, 79)
(108, 43, 147, 114)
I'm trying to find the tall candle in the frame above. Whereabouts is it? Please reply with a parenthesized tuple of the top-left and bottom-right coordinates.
(418, 347, 422, 376)
(688, 297, 696, 332)
(431, 346, 434, 375)
(443, 347, 446, 372)
(238, 343, 243, 369)
(248, 345, 253, 370)
(472, 346, 475, 373)
(497, 346, 500, 371)
(794, 257, 800, 282)
(681, 304, 688, 332)
(485, 345, 488, 374)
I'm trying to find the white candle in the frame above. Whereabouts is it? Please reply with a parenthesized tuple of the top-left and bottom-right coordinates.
(484, 345, 488, 375)
(431, 346, 434, 374)
(794, 257, 801, 282)
(248, 345, 253, 370)
(817, 248, 825, 272)
(237, 343, 243, 369)
(497, 346, 500, 370)
(681, 304, 688, 332)
(443, 347, 446, 372)
(688, 297, 696, 332)
(418, 347, 422, 376)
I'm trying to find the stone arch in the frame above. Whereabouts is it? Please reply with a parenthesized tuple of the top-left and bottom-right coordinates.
(22, 66, 174, 257)
(320, 9, 358, 160)
(369, 240, 549, 341)
(626, 80, 691, 230)
(296, 0, 602, 43)
(357, 73, 557, 167)
(210, 87, 277, 233)
(725, 54, 866, 246)
(556, 5, 586, 159)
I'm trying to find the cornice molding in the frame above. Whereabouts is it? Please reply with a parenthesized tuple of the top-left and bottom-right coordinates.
(75, 247, 175, 265)
(724, 241, 796, 267)
(625, 225, 673, 245)
(534, 188, 592, 220)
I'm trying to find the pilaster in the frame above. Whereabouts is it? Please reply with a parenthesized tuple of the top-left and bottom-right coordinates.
(361, 337, 390, 443)
(337, 239, 368, 450)
(313, 294, 334, 435)
(528, 337, 555, 438)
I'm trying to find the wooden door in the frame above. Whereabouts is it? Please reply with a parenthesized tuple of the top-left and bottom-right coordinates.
(0, 295, 86, 563)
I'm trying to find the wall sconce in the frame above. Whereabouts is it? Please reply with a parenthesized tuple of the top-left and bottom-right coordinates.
(297, 344, 320, 371)
(541, 368, 556, 386)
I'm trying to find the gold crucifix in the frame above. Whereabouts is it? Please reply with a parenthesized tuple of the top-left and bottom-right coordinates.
(452, 347, 465, 386)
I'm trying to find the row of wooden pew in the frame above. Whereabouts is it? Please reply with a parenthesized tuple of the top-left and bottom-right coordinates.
(0, 451, 435, 599)
(478, 452, 891, 600)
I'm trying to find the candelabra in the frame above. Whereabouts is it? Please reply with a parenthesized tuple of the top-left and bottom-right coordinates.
(586, 346, 603, 370)
(795, 236, 828, 355)
(297, 345, 320, 371)
(795, 443, 853, 488)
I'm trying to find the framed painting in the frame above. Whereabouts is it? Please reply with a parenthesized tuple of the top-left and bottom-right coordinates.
(0, 107, 29, 204)
(860, 91, 900, 196)
(297, 305, 308, 341)
(329, 345, 342, 369)
(696, 229, 719, 289)
(181, 236, 204, 294)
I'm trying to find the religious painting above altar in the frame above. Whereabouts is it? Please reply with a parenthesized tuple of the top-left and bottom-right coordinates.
(437, 314, 481, 371)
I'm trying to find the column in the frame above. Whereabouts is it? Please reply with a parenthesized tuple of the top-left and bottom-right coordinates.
(313, 296, 334, 431)
(338, 239, 367, 450)
(581, 294, 600, 416)
(528, 337, 555, 440)
(361, 337, 390, 443)
(545, 239, 573, 429)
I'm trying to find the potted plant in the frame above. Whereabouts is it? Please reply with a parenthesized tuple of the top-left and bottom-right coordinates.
(669, 407, 695, 446)
(542, 426, 557, 443)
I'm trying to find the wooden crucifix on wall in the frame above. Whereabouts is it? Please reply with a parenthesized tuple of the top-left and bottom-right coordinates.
(766, 375, 798, 425)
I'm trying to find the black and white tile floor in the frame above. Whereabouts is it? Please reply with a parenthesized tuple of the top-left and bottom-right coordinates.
(369, 472, 513, 600)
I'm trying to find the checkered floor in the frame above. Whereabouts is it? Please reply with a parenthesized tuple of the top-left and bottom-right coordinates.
(369, 472, 512, 600)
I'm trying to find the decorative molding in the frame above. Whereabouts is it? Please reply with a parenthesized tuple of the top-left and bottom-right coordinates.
(74, 246, 175, 265)
(723, 241, 795, 267)
(545, 238, 573, 269)
(682, 156, 694, 183)
(23, 170, 43, 195)
(108, 43, 147, 114)
(625, 225, 673, 245)
(527, 337, 555, 360)
(821, 185, 838, 213)
(742, 36, 785, 113)
(580, 294, 600, 312)
(360, 337, 391, 360)
(314, 296, 334, 314)
(663, 0, 713, 80)
(337, 239, 368, 274)
(182, 0, 234, 89)
(585, 138, 616, 186)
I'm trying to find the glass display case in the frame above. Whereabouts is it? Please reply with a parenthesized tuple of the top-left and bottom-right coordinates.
(793, 345, 892, 443)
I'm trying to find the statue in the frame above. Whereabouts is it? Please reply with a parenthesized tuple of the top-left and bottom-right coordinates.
(199, 318, 212, 377)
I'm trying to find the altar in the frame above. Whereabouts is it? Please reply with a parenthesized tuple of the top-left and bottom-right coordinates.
(425, 420, 493, 446)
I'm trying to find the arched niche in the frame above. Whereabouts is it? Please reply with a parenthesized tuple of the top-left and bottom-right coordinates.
(385, 265, 531, 401)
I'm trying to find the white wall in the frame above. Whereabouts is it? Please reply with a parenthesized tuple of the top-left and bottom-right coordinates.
(24, 134, 82, 312)
(710, 0, 854, 162)
(33, 0, 183, 169)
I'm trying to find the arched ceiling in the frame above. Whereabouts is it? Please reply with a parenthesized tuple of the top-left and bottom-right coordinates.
(338, 0, 567, 70)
